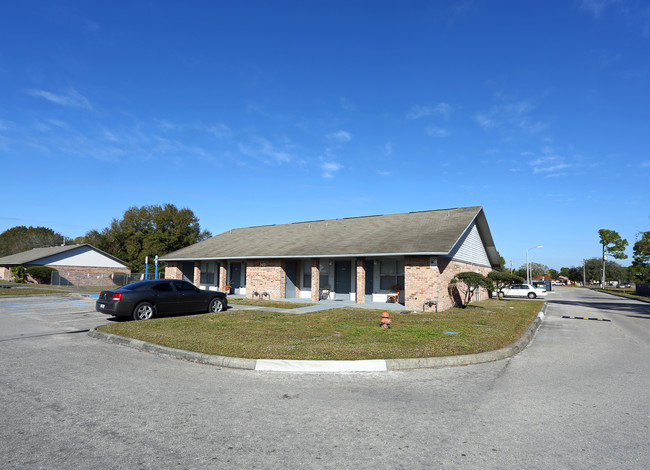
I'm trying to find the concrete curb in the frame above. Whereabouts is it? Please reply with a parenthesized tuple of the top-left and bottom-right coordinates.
(88, 303, 547, 373)
(387, 304, 546, 370)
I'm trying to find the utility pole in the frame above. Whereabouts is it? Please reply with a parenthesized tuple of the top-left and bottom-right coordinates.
(526, 245, 542, 284)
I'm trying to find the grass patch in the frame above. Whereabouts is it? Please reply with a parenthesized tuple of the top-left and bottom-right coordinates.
(98, 298, 542, 360)
(587, 286, 650, 303)
(227, 298, 315, 309)
(0, 286, 69, 296)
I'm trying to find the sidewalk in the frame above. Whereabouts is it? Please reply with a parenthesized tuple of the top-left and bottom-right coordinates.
(227, 296, 408, 314)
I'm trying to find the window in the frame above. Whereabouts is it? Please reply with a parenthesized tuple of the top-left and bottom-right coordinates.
(302, 260, 312, 288)
(174, 281, 196, 292)
(319, 261, 330, 288)
(200, 262, 218, 285)
(380, 259, 404, 290)
(152, 282, 173, 292)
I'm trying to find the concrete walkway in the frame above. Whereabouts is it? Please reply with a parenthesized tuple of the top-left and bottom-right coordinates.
(226, 296, 408, 314)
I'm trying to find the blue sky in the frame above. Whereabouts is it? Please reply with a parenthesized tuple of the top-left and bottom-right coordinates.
(2, 0, 649, 271)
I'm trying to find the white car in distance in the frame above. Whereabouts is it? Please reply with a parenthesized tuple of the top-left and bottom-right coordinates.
(498, 283, 547, 299)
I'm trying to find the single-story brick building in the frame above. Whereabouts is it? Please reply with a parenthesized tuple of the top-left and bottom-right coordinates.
(161, 206, 500, 312)
(0, 244, 130, 287)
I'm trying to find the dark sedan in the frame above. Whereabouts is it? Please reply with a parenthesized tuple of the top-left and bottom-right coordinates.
(96, 279, 227, 320)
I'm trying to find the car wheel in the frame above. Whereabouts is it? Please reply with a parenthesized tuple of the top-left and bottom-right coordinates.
(527, 292, 536, 299)
(209, 297, 224, 313)
(133, 302, 155, 320)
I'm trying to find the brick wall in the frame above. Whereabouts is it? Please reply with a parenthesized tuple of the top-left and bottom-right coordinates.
(164, 262, 183, 280)
(193, 262, 200, 286)
(311, 259, 320, 301)
(356, 258, 365, 304)
(246, 259, 285, 299)
(404, 256, 492, 312)
(51, 266, 132, 288)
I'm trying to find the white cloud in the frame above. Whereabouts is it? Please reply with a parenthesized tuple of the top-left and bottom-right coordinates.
(579, 0, 650, 35)
(339, 97, 355, 112)
(326, 130, 352, 143)
(384, 142, 393, 156)
(26, 88, 93, 110)
(407, 103, 452, 120)
(426, 126, 449, 137)
(156, 119, 177, 131)
(321, 160, 342, 179)
(207, 123, 232, 139)
(579, 0, 618, 19)
(529, 155, 571, 174)
(474, 113, 495, 129)
(239, 137, 292, 164)
(474, 99, 546, 135)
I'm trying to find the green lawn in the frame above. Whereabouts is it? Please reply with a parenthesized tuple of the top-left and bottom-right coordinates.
(0, 282, 72, 296)
(227, 298, 315, 309)
(587, 286, 650, 303)
(98, 298, 542, 360)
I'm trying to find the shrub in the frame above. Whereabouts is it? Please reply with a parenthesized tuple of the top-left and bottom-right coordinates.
(11, 266, 25, 283)
(25, 266, 55, 284)
(487, 271, 524, 299)
(450, 272, 493, 308)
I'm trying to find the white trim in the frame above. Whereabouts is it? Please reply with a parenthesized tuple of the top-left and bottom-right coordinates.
(255, 359, 387, 372)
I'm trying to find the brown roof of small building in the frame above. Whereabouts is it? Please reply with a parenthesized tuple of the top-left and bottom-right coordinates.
(161, 206, 500, 267)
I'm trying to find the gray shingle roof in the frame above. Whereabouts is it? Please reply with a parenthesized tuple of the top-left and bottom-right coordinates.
(0, 244, 128, 267)
(161, 206, 499, 266)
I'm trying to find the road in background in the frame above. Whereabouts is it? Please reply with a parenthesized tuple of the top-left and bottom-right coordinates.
(1, 288, 648, 469)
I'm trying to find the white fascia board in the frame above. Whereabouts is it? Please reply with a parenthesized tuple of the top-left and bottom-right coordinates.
(161, 251, 450, 262)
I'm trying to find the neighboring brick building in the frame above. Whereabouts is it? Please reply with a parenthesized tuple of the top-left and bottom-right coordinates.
(0, 244, 130, 287)
(161, 206, 500, 311)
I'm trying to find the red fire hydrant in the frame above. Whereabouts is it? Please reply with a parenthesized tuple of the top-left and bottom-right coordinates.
(380, 311, 392, 329)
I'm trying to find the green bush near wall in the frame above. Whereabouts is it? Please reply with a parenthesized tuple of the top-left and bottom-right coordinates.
(25, 266, 55, 284)
(11, 266, 25, 283)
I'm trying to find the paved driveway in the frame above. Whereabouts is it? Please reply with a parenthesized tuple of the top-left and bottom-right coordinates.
(1, 289, 649, 469)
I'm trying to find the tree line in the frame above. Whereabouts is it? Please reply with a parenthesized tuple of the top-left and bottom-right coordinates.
(502, 225, 650, 285)
(0, 204, 211, 274)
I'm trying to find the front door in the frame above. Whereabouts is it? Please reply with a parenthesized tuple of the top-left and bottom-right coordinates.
(285, 260, 297, 298)
(182, 263, 194, 283)
(229, 262, 242, 293)
(334, 260, 351, 300)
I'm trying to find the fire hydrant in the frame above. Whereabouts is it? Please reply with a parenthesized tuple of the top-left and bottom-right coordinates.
(380, 311, 392, 329)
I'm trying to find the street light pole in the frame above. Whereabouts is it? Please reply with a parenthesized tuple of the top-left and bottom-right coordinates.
(526, 245, 543, 284)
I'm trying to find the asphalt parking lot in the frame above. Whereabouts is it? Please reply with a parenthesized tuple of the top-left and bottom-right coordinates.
(2, 289, 649, 469)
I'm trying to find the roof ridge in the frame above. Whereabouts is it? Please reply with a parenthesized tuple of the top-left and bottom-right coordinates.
(228, 206, 482, 230)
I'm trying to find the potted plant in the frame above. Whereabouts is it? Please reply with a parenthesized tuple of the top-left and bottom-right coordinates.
(224, 280, 232, 294)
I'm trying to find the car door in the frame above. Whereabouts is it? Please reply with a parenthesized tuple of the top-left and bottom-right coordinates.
(508, 285, 523, 297)
(150, 281, 177, 315)
(172, 280, 206, 313)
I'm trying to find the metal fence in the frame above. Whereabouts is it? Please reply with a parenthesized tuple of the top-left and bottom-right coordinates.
(50, 271, 164, 290)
